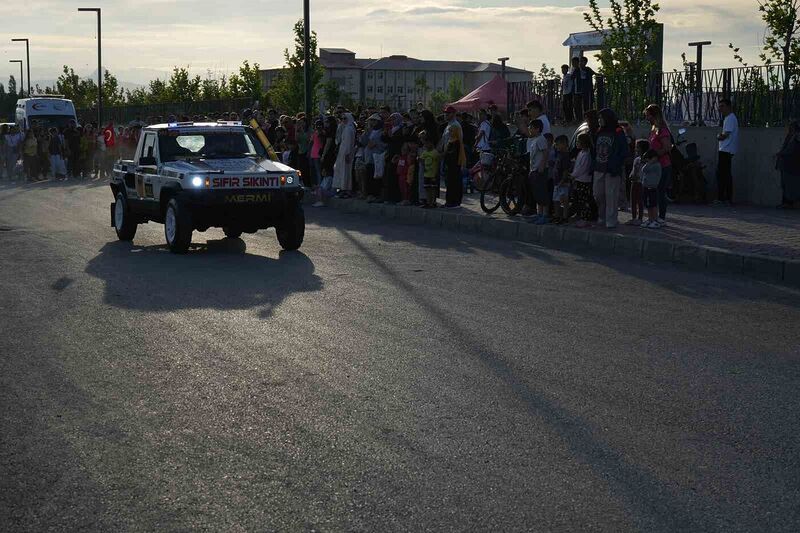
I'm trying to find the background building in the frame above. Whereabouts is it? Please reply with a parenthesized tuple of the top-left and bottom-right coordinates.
(260, 48, 532, 110)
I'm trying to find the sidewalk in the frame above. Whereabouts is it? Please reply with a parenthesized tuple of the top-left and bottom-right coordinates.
(325, 193, 800, 287)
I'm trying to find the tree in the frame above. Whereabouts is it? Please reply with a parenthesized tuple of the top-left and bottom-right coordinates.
(446, 77, 465, 103)
(319, 79, 342, 110)
(532, 63, 558, 82)
(758, 0, 800, 117)
(584, 0, 661, 118)
(8, 76, 17, 97)
(430, 90, 449, 114)
(414, 76, 430, 104)
(103, 69, 126, 107)
(147, 78, 169, 103)
(166, 67, 202, 103)
(268, 19, 324, 113)
(233, 60, 263, 102)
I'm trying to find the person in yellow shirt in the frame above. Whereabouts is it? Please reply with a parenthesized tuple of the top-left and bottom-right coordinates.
(22, 129, 38, 181)
(419, 132, 441, 208)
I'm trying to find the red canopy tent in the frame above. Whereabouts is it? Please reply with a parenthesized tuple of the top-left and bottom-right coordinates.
(448, 75, 507, 112)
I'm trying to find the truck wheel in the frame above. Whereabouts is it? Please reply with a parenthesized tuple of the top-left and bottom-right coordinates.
(164, 197, 193, 254)
(114, 192, 137, 241)
(223, 227, 242, 239)
(276, 203, 305, 251)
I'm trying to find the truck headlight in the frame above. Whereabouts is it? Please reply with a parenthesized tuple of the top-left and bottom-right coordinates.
(191, 176, 203, 187)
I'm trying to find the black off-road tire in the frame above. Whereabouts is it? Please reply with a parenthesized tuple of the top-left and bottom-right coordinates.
(114, 192, 138, 241)
(276, 203, 305, 251)
(164, 197, 193, 254)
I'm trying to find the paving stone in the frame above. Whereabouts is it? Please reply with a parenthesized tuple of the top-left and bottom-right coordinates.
(457, 214, 482, 233)
(425, 210, 443, 227)
(742, 254, 785, 282)
(561, 227, 590, 248)
(587, 231, 616, 253)
(517, 223, 542, 243)
(673, 245, 708, 269)
(540, 225, 564, 247)
(394, 206, 413, 221)
(642, 239, 675, 262)
(440, 211, 460, 230)
(480, 218, 519, 239)
(707, 248, 744, 274)
(614, 235, 644, 259)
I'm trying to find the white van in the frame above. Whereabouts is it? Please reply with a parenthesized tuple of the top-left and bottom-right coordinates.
(15, 96, 78, 131)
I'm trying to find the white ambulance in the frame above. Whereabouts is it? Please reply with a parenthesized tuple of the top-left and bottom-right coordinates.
(15, 96, 78, 131)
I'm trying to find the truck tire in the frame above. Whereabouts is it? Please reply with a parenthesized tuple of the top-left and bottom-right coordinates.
(223, 227, 243, 239)
(276, 203, 305, 251)
(114, 192, 137, 241)
(164, 197, 193, 254)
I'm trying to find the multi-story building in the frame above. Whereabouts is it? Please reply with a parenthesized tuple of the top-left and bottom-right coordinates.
(260, 48, 532, 110)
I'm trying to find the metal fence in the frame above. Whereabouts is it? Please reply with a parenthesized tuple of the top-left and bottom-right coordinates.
(76, 97, 253, 125)
(509, 64, 800, 127)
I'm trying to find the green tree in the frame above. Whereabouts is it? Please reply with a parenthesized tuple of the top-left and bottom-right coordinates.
(430, 90, 448, 113)
(8, 76, 18, 97)
(234, 60, 263, 101)
(758, 0, 800, 118)
(55, 66, 98, 108)
(584, 0, 661, 118)
(103, 69, 126, 107)
(446, 77, 465, 103)
(125, 87, 149, 105)
(532, 63, 558, 82)
(414, 76, 430, 104)
(268, 19, 324, 113)
(319, 79, 342, 110)
(166, 67, 202, 103)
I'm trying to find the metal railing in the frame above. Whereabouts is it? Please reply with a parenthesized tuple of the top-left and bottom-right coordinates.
(508, 64, 800, 126)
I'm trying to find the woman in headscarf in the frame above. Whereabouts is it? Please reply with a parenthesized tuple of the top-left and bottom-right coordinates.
(333, 113, 356, 197)
(382, 112, 405, 203)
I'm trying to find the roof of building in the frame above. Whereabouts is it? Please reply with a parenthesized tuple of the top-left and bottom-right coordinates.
(261, 50, 531, 75)
(360, 56, 530, 73)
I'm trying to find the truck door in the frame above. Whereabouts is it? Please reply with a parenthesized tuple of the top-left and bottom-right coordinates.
(136, 133, 159, 206)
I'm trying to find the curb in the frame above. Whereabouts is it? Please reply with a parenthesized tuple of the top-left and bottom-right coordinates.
(324, 198, 800, 288)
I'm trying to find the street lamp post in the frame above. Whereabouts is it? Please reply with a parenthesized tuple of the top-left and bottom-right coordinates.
(303, 0, 312, 119)
(9, 60, 23, 97)
(11, 38, 30, 96)
(688, 41, 711, 126)
(78, 7, 102, 127)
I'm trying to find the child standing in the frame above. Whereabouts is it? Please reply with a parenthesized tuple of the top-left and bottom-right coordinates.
(551, 135, 572, 224)
(393, 143, 414, 206)
(572, 133, 594, 228)
(627, 139, 649, 226)
(640, 149, 662, 228)
(419, 133, 441, 208)
(527, 119, 550, 224)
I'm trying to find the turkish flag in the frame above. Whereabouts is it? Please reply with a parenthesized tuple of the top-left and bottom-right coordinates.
(103, 124, 116, 148)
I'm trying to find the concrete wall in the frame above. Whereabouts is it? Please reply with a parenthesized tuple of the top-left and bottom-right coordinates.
(551, 125, 784, 207)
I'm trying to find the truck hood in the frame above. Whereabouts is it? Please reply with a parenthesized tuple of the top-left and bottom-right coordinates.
(164, 157, 295, 175)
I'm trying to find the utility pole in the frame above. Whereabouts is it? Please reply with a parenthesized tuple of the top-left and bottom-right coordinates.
(498, 57, 510, 80)
(688, 41, 711, 125)
(79, 8, 102, 127)
(11, 38, 30, 96)
(303, 0, 312, 118)
(9, 60, 23, 97)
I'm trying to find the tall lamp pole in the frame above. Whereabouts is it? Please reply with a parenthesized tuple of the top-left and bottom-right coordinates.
(9, 60, 23, 97)
(78, 7, 102, 127)
(303, 0, 312, 118)
(11, 38, 30, 96)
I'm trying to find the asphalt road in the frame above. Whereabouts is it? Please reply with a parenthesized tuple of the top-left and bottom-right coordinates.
(1, 180, 799, 532)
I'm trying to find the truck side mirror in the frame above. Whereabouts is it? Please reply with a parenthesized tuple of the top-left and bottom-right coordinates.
(138, 156, 157, 166)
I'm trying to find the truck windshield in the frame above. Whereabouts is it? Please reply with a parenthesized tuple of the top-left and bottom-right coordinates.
(158, 130, 266, 161)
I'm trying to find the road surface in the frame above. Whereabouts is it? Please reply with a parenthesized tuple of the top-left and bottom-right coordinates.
(1, 180, 799, 532)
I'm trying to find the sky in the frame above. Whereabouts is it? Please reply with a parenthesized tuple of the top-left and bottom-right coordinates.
(0, 0, 771, 88)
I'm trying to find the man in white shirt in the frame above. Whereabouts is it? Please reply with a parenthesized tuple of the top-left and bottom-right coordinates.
(526, 100, 551, 135)
(475, 109, 491, 152)
(716, 98, 739, 204)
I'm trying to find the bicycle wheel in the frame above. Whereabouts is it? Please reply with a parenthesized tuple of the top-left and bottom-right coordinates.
(480, 178, 501, 214)
(500, 177, 523, 216)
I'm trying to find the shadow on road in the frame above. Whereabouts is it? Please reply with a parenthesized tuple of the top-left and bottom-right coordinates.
(84, 238, 322, 318)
